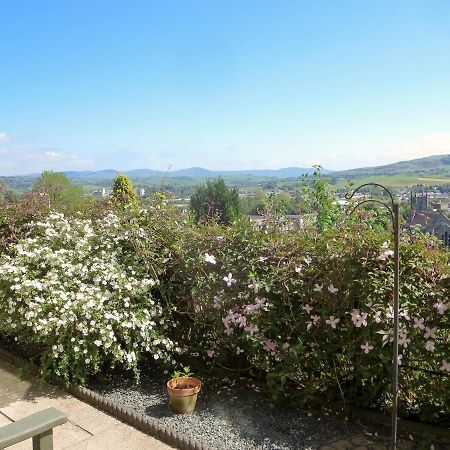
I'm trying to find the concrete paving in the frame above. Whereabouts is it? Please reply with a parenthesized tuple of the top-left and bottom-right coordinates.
(0, 359, 175, 449)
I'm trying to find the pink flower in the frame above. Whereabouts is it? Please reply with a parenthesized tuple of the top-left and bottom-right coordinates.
(326, 316, 340, 329)
(440, 359, 450, 372)
(351, 309, 368, 328)
(311, 314, 320, 325)
(425, 340, 435, 352)
(361, 342, 374, 353)
(413, 317, 425, 330)
(398, 331, 411, 348)
(207, 349, 215, 358)
(263, 339, 277, 355)
(397, 354, 403, 366)
(303, 304, 313, 314)
(314, 284, 323, 292)
(424, 326, 437, 339)
(374, 311, 382, 323)
(213, 295, 222, 309)
(379, 250, 394, 261)
(434, 300, 448, 315)
(327, 284, 338, 294)
(244, 323, 259, 335)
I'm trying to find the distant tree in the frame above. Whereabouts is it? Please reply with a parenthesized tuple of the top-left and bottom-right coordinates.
(111, 174, 138, 207)
(32, 171, 91, 212)
(298, 166, 341, 231)
(190, 177, 241, 225)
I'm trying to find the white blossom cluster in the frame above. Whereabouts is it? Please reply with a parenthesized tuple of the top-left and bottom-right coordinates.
(0, 212, 175, 381)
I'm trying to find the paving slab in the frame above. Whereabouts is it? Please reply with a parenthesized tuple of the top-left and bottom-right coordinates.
(0, 359, 175, 450)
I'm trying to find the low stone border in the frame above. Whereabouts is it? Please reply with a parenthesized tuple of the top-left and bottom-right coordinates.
(0, 346, 448, 449)
(0, 348, 212, 450)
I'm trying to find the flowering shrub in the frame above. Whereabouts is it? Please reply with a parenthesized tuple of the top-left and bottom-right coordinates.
(0, 212, 176, 383)
(170, 219, 450, 420)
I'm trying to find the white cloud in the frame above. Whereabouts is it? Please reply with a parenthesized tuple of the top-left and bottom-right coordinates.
(0, 132, 9, 143)
(0, 146, 91, 175)
(384, 132, 450, 161)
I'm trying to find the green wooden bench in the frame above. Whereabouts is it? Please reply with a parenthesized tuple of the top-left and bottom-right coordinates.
(0, 407, 67, 449)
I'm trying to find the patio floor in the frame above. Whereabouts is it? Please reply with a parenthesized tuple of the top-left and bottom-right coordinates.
(0, 359, 174, 449)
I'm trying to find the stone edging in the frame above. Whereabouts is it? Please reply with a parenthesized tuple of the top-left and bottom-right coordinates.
(0, 348, 212, 450)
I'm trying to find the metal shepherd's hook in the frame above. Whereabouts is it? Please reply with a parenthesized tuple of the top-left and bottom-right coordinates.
(345, 183, 400, 450)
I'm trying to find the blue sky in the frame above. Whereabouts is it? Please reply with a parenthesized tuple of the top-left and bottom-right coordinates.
(2, 1, 450, 175)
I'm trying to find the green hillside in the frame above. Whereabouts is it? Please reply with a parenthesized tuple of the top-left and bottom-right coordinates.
(332, 154, 450, 179)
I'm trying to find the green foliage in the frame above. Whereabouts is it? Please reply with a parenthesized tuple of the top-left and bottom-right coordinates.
(298, 166, 341, 231)
(190, 177, 241, 225)
(170, 218, 450, 420)
(171, 366, 193, 382)
(0, 212, 176, 383)
(111, 174, 139, 208)
(0, 198, 448, 424)
(32, 171, 94, 214)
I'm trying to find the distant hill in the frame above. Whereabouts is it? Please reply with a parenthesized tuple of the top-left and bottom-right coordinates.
(332, 154, 450, 179)
(329, 154, 450, 188)
(0, 166, 329, 192)
(4, 166, 326, 180)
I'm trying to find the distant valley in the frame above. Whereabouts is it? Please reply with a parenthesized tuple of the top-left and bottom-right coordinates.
(2, 154, 450, 192)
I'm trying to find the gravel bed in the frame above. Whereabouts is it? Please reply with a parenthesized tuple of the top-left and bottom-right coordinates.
(89, 372, 388, 450)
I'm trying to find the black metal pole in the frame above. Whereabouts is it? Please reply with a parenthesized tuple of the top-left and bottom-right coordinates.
(346, 184, 400, 450)
(391, 203, 400, 450)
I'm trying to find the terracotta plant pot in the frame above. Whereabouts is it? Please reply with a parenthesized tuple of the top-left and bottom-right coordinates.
(166, 377, 201, 414)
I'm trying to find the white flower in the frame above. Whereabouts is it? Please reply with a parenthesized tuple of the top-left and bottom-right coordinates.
(207, 349, 215, 358)
(361, 342, 374, 353)
(236, 347, 244, 355)
(327, 284, 338, 294)
(294, 267, 302, 273)
(204, 253, 217, 265)
(223, 273, 236, 287)
(425, 340, 435, 352)
(303, 304, 313, 314)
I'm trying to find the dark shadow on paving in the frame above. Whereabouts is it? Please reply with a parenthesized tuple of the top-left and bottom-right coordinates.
(0, 359, 70, 408)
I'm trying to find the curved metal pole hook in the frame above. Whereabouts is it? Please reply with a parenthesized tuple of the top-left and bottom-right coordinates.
(345, 182, 395, 208)
(346, 199, 395, 231)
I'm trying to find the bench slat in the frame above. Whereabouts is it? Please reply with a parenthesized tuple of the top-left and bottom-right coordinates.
(0, 407, 67, 448)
